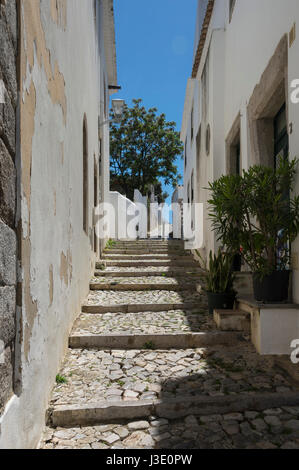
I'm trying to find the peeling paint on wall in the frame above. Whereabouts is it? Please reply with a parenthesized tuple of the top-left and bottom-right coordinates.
(20, 0, 68, 360)
(50, 0, 67, 30)
(21, 0, 67, 123)
(60, 250, 72, 287)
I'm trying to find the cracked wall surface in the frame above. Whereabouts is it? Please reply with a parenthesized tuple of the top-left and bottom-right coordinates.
(0, 0, 17, 417)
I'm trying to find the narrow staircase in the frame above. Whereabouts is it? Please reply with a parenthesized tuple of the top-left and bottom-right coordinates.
(40, 240, 299, 450)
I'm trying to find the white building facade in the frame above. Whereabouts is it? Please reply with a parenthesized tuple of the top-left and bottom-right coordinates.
(181, 0, 299, 304)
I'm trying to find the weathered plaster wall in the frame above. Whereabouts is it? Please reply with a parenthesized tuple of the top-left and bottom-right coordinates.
(0, 0, 110, 448)
(223, 0, 299, 301)
(183, 0, 299, 303)
(0, 0, 17, 418)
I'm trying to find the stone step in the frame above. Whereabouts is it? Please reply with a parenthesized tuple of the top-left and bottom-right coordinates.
(90, 278, 197, 291)
(213, 310, 251, 333)
(104, 249, 185, 254)
(102, 254, 190, 260)
(48, 342, 299, 427)
(82, 303, 201, 314)
(94, 268, 202, 277)
(101, 260, 198, 267)
(72, 310, 214, 337)
(69, 332, 238, 350)
(82, 289, 204, 314)
(49, 392, 299, 428)
(42, 404, 299, 449)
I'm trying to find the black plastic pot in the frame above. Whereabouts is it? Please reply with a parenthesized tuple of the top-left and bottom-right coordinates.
(252, 270, 290, 303)
(207, 292, 236, 315)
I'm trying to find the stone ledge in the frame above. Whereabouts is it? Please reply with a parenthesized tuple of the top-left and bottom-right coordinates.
(214, 309, 251, 333)
(69, 331, 239, 350)
(50, 392, 299, 427)
(82, 303, 199, 314)
(94, 270, 201, 278)
(89, 283, 196, 292)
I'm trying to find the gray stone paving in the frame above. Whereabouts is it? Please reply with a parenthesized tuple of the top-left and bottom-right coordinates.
(85, 290, 204, 306)
(72, 309, 214, 335)
(41, 408, 299, 449)
(49, 343, 296, 406)
(90, 276, 198, 285)
(40, 240, 299, 449)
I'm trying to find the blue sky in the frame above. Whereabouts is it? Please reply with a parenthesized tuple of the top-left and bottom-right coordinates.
(113, 0, 198, 205)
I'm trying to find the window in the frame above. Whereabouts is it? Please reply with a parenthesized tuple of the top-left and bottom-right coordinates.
(229, 0, 236, 23)
(83, 115, 89, 234)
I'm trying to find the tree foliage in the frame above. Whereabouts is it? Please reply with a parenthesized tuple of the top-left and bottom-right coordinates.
(110, 99, 183, 202)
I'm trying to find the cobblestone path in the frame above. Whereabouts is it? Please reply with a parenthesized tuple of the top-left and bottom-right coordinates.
(40, 240, 299, 449)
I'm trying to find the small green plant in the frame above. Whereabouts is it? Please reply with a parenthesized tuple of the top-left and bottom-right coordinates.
(56, 374, 68, 384)
(117, 380, 125, 387)
(144, 341, 155, 350)
(196, 249, 236, 295)
(106, 239, 116, 249)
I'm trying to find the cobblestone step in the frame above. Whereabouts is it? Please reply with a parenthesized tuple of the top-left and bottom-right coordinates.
(69, 332, 239, 350)
(102, 254, 191, 260)
(42, 240, 299, 449)
(104, 248, 186, 255)
(72, 310, 215, 336)
(82, 290, 205, 314)
(90, 281, 197, 292)
(94, 268, 202, 277)
(42, 406, 299, 449)
(47, 342, 299, 424)
(102, 260, 198, 267)
(48, 393, 299, 430)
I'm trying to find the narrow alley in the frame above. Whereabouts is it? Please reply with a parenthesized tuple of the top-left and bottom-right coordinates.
(40, 241, 299, 449)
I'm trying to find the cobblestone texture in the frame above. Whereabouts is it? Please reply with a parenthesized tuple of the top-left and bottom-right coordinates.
(85, 290, 203, 306)
(41, 408, 299, 449)
(73, 310, 214, 335)
(91, 276, 198, 285)
(41, 241, 299, 449)
(49, 343, 296, 406)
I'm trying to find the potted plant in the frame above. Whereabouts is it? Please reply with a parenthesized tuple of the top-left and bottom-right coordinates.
(197, 249, 236, 314)
(207, 158, 299, 303)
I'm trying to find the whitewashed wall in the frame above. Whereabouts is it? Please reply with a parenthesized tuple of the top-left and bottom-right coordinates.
(182, 0, 299, 302)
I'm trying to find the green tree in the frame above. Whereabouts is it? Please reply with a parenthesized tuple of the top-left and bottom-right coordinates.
(110, 99, 183, 202)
